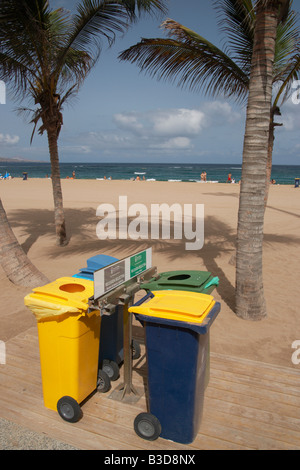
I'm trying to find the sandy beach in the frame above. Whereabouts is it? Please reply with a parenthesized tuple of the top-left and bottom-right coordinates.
(0, 177, 299, 369)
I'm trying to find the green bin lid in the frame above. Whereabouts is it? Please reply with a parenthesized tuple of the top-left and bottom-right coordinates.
(140, 270, 219, 294)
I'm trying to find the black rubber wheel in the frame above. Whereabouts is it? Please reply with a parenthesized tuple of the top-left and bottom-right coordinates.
(57, 396, 82, 423)
(134, 412, 161, 441)
(102, 359, 120, 381)
(132, 339, 141, 360)
(97, 369, 111, 393)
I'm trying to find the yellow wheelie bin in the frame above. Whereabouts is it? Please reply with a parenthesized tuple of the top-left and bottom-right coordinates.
(24, 277, 109, 422)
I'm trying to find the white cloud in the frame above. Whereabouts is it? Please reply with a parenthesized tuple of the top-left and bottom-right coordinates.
(203, 101, 241, 124)
(113, 113, 143, 134)
(0, 133, 19, 145)
(61, 145, 92, 154)
(279, 98, 300, 131)
(151, 137, 192, 150)
(151, 108, 206, 136)
(67, 101, 243, 157)
(113, 103, 239, 141)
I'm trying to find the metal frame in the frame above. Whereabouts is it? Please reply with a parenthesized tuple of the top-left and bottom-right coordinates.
(88, 266, 157, 403)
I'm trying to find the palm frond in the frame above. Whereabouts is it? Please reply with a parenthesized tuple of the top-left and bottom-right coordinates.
(0, 0, 51, 97)
(213, 0, 255, 75)
(273, 50, 300, 106)
(54, 0, 167, 80)
(273, 5, 299, 78)
(119, 19, 249, 102)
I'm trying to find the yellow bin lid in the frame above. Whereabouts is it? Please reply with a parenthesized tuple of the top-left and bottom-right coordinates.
(24, 277, 94, 320)
(129, 290, 215, 324)
(30, 277, 94, 309)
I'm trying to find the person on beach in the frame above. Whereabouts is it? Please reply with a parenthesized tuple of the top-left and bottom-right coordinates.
(227, 173, 232, 183)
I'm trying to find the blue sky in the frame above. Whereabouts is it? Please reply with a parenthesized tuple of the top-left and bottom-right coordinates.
(0, 0, 300, 165)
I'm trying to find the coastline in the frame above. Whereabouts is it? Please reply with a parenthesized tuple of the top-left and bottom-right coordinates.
(1, 161, 299, 184)
(0, 176, 294, 186)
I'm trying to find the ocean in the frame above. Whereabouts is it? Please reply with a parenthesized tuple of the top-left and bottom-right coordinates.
(1, 161, 299, 185)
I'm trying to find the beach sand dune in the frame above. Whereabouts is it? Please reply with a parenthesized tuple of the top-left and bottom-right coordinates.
(0, 178, 299, 369)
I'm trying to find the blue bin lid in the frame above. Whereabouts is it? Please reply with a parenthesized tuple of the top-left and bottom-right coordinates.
(86, 254, 119, 270)
(73, 254, 119, 280)
(72, 272, 93, 280)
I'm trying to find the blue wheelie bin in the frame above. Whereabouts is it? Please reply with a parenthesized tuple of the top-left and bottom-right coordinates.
(140, 270, 219, 389)
(129, 290, 221, 444)
(73, 254, 141, 382)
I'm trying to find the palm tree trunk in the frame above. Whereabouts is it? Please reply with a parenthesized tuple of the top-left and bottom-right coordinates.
(0, 197, 49, 287)
(235, 2, 280, 320)
(47, 128, 67, 246)
(264, 118, 275, 208)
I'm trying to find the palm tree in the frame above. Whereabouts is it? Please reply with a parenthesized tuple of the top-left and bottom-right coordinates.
(0, 0, 167, 247)
(236, 0, 291, 320)
(0, 197, 49, 287)
(119, 0, 297, 320)
(119, 0, 300, 206)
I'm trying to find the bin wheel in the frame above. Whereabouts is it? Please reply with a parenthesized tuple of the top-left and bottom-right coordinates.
(102, 360, 120, 381)
(57, 396, 82, 423)
(134, 412, 161, 441)
(132, 339, 141, 360)
(97, 369, 111, 393)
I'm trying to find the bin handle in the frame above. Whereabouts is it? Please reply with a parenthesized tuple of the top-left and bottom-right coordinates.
(85, 309, 100, 318)
(133, 291, 154, 307)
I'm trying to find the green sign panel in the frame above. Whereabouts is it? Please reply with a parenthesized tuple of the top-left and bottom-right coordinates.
(130, 251, 147, 278)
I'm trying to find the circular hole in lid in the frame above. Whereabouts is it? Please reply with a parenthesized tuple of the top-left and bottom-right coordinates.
(59, 283, 85, 293)
(167, 274, 191, 281)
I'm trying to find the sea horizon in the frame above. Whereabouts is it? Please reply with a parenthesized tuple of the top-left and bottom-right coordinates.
(1, 161, 299, 185)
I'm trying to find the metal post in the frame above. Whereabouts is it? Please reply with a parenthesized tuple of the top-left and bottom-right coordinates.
(109, 297, 142, 403)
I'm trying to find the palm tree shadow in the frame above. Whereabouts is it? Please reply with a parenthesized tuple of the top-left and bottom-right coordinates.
(8, 207, 300, 312)
(8, 206, 238, 309)
(8, 207, 97, 253)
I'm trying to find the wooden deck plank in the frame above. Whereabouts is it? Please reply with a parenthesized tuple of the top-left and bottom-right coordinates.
(211, 353, 300, 383)
(0, 327, 299, 450)
(206, 378, 300, 417)
(209, 368, 300, 402)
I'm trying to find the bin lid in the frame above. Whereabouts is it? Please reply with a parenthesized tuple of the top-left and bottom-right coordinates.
(86, 254, 119, 270)
(24, 277, 94, 320)
(73, 255, 119, 279)
(128, 290, 216, 324)
(140, 270, 218, 293)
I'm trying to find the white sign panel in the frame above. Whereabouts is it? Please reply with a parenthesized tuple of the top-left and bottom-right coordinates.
(94, 248, 152, 300)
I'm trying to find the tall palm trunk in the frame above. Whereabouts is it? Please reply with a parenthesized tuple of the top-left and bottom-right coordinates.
(236, 2, 280, 320)
(47, 127, 67, 246)
(264, 106, 282, 208)
(0, 198, 49, 287)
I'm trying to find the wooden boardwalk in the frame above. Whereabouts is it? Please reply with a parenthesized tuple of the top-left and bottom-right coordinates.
(0, 326, 300, 450)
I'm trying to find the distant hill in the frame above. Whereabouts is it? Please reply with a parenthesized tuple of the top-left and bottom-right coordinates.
(0, 157, 42, 162)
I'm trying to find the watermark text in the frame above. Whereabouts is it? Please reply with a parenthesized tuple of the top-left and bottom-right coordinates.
(0, 81, 6, 104)
(96, 196, 204, 251)
(292, 80, 300, 105)
(291, 340, 300, 365)
(0, 341, 6, 365)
